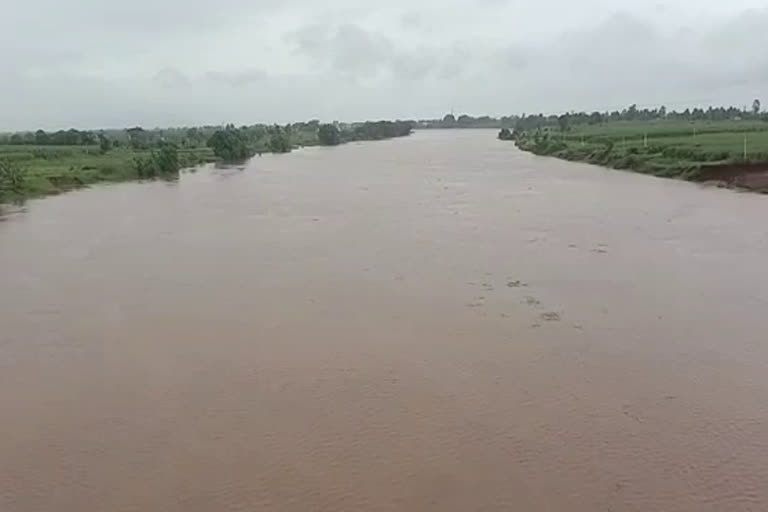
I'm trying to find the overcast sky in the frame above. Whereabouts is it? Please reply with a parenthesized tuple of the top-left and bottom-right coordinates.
(2, 0, 767, 130)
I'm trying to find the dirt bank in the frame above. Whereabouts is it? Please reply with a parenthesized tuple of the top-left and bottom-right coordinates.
(697, 162, 768, 192)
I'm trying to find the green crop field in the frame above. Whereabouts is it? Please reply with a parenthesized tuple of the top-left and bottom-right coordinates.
(513, 118, 768, 185)
(565, 119, 768, 140)
(562, 131, 768, 161)
(0, 145, 216, 199)
(560, 121, 768, 160)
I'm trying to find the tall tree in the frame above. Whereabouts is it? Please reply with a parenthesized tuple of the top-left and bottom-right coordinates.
(317, 124, 341, 146)
(34, 130, 49, 145)
(207, 127, 252, 161)
(267, 125, 292, 153)
(98, 133, 112, 154)
(126, 127, 149, 149)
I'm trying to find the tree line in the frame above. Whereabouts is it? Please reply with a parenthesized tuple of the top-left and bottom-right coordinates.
(205, 121, 413, 162)
(418, 114, 510, 129)
(0, 119, 415, 201)
(514, 101, 765, 132)
(2, 120, 414, 159)
(1, 129, 98, 146)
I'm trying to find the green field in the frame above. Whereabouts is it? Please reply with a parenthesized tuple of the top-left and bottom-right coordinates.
(513, 119, 768, 182)
(564, 119, 768, 139)
(0, 145, 216, 199)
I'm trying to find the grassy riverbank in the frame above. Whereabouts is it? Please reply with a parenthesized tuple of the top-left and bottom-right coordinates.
(0, 145, 216, 200)
(0, 120, 413, 203)
(508, 119, 768, 190)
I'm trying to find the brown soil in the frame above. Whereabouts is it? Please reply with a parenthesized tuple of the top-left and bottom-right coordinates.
(696, 162, 768, 192)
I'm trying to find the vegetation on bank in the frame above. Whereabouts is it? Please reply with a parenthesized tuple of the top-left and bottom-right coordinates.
(0, 120, 413, 203)
(502, 102, 768, 186)
(318, 124, 341, 146)
(417, 114, 507, 129)
(0, 144, 214, 202)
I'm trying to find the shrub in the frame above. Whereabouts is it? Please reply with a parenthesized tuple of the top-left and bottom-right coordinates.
(0, 158, 26, 197)
(134, 143, 180, 178)
(498, 128, 514, 141)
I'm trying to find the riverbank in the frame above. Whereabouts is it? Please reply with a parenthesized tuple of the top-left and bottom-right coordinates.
(507, 119, 768, 192)
(0, 121, 413, 203)
(0, 146, 217, 202)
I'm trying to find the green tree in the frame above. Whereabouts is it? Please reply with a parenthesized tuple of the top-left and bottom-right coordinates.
(207, 127, 252, 161)
(317, 124, 341, 145)
(154, 143, 179, 173)
(34, 130, 50, 145)
(267, 125, 292, 153)
(126, 127, 149, 149)
(98, 133, 112, 154)
(349, 121, 413, 141)
(753, 99, 761, 116)
(626, 104, 638, 120)
(185, 127, 205, 147)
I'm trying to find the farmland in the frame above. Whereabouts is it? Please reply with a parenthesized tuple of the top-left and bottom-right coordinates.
(509, 118, 768, 190)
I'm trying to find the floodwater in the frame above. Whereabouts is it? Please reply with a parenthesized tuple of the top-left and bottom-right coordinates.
(1, 130, 767, 511)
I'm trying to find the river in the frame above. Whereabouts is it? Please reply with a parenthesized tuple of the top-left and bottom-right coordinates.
(1, 130, 767, 511)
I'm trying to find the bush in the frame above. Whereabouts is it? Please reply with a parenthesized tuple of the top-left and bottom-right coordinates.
(31, 148, 75, 160)
(98, 134, 112, 154)
(134, 143, 180, 178)
(0, 158, 26, 196)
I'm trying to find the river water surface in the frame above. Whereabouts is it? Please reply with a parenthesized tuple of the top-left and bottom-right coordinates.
(1, 130, 767, 511)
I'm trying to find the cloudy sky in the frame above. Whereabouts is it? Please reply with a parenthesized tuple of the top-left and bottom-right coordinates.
(2, 0, 767, 130)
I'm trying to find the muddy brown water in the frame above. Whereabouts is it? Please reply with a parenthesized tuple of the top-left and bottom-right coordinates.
(2, 130, 767, 511)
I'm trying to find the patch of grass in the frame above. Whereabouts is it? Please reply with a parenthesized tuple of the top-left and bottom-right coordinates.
(514, 119, 768, 182)
(0, 145, 216, 202)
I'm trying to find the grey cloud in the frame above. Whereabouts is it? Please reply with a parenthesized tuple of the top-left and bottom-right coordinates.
(503, 45, 531, 71)
(331, 25, 393, 75)
(205, 69, 269, 87)
(1, 0, 285, 34)
(289, 24, 330, 58)
(436, 47, 473, 80)
(391, 53, 438, 81)
(289, 24, 394, 77)
(154, 67, 191, 88)
(400, 12, 423, 30)
(290, 24, 462, 81)
(3, 1, 768, 129)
